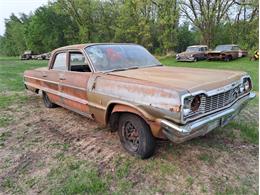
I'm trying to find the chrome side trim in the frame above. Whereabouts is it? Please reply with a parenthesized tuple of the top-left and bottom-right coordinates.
(24, 82, 89, 105)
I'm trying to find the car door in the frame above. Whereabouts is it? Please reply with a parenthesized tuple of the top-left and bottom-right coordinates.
(59, 50, 92, 117)
(232, 46, 240, 58)
(42, 51, 67, 105)
(197, 47, 205, 59)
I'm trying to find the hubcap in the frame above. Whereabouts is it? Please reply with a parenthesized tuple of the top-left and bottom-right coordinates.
(122, 121, 140, 152)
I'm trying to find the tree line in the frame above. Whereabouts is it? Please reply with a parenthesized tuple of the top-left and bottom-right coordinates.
(0, 0, 258, 56)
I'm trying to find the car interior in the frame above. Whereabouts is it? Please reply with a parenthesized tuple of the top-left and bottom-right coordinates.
(69, 52, 91, 72)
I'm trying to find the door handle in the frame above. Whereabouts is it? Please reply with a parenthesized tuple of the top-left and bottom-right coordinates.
(60, 77, 66, 80)
(42, 74, 47, 78)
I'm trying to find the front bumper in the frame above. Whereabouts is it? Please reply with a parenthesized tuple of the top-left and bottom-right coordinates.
(176, 57, 195, 62)
(161, 92, 256, 143)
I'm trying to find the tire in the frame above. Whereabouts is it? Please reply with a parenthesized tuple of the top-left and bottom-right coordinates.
(224, 55, 231, 62)
(42, 91, 57, 108)
(118, 113, 156, 159)
(193, 57, 198, 62)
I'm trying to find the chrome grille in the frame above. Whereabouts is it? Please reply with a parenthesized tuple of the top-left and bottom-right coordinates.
(185, 86, 240, 119)
(203, 88, 238, 113)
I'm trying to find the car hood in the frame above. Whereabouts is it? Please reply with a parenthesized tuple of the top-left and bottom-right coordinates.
(178, 51, 198, 56)
(108, 66, 246, 93)
(208, 51, 225, 54)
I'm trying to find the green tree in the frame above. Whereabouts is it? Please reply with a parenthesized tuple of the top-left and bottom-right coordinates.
(176, 22, 196, 52)
(25, 5, 78, 53)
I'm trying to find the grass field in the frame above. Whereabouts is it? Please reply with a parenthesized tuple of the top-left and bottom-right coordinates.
(0, 56, 258, 194)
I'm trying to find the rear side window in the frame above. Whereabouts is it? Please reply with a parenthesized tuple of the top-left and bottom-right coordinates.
(52, 53, 67, 70)
(232, 46, 240, 50)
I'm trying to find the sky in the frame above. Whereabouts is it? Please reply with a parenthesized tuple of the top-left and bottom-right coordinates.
(0, 0, 49, 36)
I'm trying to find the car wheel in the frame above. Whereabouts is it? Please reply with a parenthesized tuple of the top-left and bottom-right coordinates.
(42, 91, 57, 108)
(118, 113, 155, 159)
(193, 57, 198, 62)
(224, 56, 231, 62)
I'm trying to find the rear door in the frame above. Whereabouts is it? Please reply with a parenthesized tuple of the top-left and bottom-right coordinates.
(59, 50, 92, 117)
(232, 46, 240, 58)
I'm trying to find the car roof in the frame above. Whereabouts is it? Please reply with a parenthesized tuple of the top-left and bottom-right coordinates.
(216, 44, 238, 46)
(187, 45, 208, 48)
(53, 43, 138, 52)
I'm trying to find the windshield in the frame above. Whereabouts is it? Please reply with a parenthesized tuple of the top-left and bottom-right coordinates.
(186, 47, 200, 52)
(214, 45, 232, 51)
(85, 44, 161, 72)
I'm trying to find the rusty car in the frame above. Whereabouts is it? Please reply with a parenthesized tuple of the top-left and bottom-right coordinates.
(176, 45, 208, 62)
(35, 52, 51, 60)
(23, 43, 255, 158)
(207, 44, 247, 61)
(20, 50, 36, 60)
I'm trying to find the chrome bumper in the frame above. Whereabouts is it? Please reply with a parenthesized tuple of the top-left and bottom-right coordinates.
(176, 57, 195, 62)
(161, 92, 256, 143)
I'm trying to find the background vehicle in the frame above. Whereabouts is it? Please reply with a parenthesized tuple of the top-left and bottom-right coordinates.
(207, 44, 247, 61)
(35, 52, 51, 60)
(20, 51, 35, 60)
(176, 45, 208, 62)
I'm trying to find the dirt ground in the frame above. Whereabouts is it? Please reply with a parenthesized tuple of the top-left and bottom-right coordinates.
(0, 91, 258, 194)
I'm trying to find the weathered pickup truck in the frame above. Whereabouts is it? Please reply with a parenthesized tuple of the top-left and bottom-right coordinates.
(24, 43, 255, 158)
(207, 44, 247, 61)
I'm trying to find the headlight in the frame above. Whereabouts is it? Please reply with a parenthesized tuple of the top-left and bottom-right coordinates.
(239, 84, 245, 93)
(183, 108, 191, 116)
(183, 97, 192, 116)
(183, 95, 201, 116)
(191, 95, 201, 111)
(244, 80, 250, 91)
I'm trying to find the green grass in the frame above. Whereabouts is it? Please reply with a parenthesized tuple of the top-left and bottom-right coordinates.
(0, 114, 13, 127)
(161, 57, 259, 91)
(0, 94, 28, 109)
(197, 152, 215, 164)
(0, 56, 47, 92)
(47, 157, 108, 195)
(228, 122, 259, 144)
(0, 131, 12, 147)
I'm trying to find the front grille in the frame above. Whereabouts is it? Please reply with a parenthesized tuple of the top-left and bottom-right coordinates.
(185, 86, 240, 119)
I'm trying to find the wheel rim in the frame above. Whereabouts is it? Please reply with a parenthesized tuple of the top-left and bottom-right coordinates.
(122, 121, 140, 152)
(43, 93, 49, 105)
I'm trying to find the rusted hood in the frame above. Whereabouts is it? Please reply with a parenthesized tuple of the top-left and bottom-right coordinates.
(108, 66, 246, 93)
(208, 51, 222, 54)
(178, 51, 198, 56)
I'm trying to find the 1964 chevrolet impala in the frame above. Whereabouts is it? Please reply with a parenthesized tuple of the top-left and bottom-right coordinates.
(24, 43, 255, 158)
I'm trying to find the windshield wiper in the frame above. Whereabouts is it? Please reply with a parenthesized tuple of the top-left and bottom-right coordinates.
(104, 66, 139, 73)
(127, 66, 139, 70)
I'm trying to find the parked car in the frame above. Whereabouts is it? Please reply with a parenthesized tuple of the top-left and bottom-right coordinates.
(20, 51, 35, 60)
(176, 45, 208, 62)
(207, 44, 247, 61)
(23, 43, 255, 158)
(35, 52, 51, 60)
